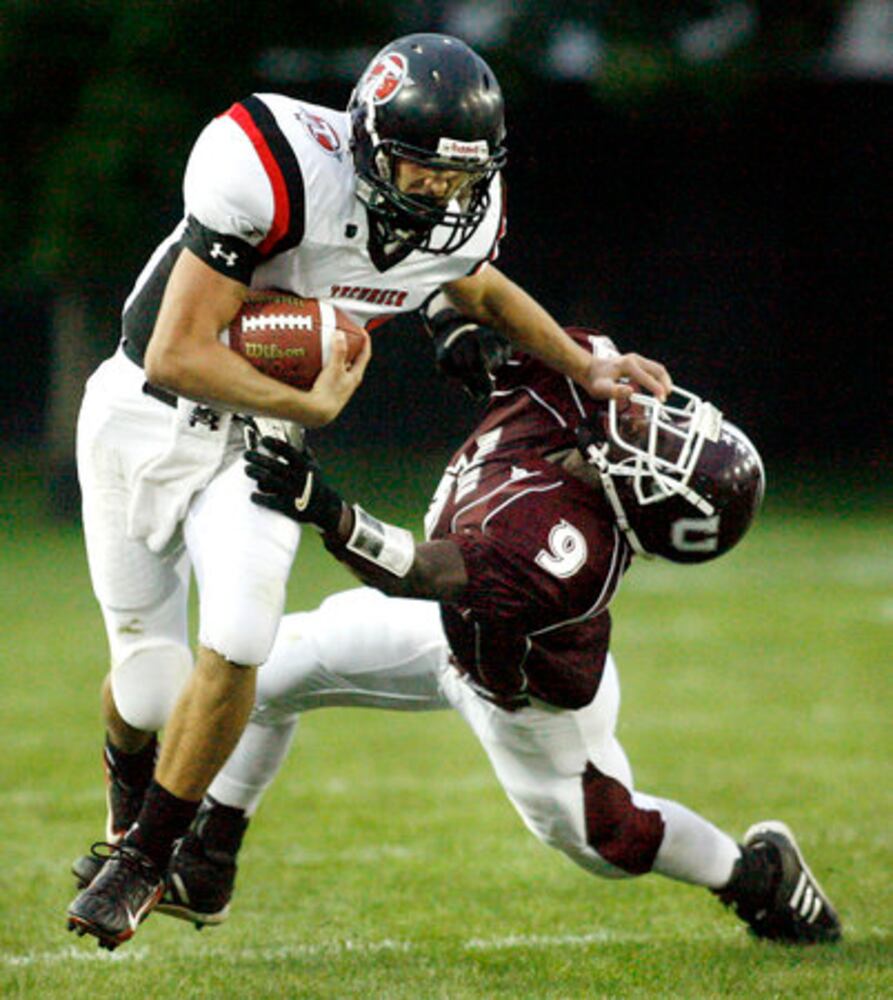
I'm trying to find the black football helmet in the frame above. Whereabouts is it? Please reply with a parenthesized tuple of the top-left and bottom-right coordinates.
(577, 387, 765, 563)
(348, 33, 507, 255)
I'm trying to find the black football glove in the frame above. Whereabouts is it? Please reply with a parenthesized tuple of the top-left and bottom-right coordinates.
(244, 436, 344, 534)
(423, 298, 511, 402)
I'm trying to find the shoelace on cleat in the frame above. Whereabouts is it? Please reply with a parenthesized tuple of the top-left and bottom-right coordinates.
(87, 841, 160, 887)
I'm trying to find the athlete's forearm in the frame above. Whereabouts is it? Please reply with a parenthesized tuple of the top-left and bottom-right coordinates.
(444, 267, 592, 385)
(324, 506, 468, 601)
(145, 249, 364, 426)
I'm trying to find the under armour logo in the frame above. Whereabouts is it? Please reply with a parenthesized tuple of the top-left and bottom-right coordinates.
(189, 405, 221, 431)
(209, 242, 239, 268)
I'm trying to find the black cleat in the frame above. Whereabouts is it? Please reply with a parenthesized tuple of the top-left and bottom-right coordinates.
(70, 741, 154, 889)
(71, 851, 104, 890)
(717, 820, 842, 944)
(156, 835, 235, 928)
(66, 842, 164, 949)
(156, 798, 248, 929)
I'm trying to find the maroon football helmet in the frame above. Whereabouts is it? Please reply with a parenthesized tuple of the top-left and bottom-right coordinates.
(577, 388, 765, 563)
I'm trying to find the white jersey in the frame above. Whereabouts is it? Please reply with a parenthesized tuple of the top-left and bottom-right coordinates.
(122, 93, 506, 361)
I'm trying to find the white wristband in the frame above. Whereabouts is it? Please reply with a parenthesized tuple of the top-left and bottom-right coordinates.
(346, 505, 415, 578)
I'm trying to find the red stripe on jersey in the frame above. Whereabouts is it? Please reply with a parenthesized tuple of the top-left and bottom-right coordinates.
(226, 102, 290, 256)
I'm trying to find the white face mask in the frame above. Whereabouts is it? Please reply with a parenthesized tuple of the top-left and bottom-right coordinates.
(578, 388, 723, 557)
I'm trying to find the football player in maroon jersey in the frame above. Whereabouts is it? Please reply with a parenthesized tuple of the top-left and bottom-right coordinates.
(153, 321, 840, 946)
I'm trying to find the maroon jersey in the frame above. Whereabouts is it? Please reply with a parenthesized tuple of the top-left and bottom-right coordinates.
(425, 329, 632, 710)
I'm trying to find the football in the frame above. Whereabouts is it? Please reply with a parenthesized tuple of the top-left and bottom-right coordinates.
(223, 292, 366, 390)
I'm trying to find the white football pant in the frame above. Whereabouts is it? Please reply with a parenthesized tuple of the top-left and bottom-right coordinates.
(210, 587, 739, 888)
(77, 348, 300, 731)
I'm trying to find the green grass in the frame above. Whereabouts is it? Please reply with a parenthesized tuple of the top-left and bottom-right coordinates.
(0, 452, 890, 998)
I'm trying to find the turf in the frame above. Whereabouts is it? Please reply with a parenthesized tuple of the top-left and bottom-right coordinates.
(0, 450, 890, 998)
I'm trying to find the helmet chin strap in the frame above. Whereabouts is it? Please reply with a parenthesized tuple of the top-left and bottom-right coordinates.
(579, 400, 718, 558)
(582, 442, 651, 558)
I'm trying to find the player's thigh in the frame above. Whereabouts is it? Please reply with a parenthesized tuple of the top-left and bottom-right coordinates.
(441, 657, 629, 843)
(255, 588, 450, 715)
(570, 655, 632, 787)
(444, 655, 622, 778)
(77, 362, 187, 618)
(185, 457, 300, 666)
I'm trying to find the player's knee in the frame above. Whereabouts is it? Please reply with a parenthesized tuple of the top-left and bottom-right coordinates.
(199, 600, 282, 668)
(518, 797, 634, 881)
(111, 640, 192, 731)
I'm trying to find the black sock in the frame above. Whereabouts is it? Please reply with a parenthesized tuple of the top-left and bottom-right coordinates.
(194, 796, 249, 856)
(104, 734, 158, 790)
(125, 780, 200, 870)
(716, 842, 776, 903)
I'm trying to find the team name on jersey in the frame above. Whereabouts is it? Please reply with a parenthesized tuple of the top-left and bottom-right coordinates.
(330, 284, 408, 307)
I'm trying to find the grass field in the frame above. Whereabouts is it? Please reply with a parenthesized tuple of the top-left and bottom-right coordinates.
(0, 450, 890, 999)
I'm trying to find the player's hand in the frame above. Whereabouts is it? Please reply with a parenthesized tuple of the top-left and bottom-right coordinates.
(244, 436, 344, 533)
(585, 352, 672, 403)
(302, 329, 372, 427)
(425, 307, 511, 402)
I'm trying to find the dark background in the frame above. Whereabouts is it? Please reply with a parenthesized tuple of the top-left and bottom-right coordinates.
(1, 2, 889, 500)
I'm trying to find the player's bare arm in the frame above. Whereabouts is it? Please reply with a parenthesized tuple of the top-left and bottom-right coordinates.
(244, 436, 468, 600)
(443, 266, 672, 402)
(144, 249, 370, 427)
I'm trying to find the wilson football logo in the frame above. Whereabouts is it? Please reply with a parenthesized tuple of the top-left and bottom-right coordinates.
(242, 342, 307, 360)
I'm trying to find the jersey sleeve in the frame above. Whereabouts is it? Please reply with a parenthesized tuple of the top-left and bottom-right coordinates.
(183, 114, 274, 244)
(181, 96, 307, 281)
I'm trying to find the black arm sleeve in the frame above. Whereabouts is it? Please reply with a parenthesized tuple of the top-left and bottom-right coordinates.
(181, 214, 260, 284)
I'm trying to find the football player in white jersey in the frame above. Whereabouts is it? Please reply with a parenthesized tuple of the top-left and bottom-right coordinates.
(67, 33, 672, 950)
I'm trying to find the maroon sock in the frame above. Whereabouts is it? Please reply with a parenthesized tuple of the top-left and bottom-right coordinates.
(125, 780, 200, 870)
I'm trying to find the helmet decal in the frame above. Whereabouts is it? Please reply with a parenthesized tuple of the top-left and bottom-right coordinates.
(436, 137, 490, 162)
(360, 52, 410, 105)
(670, 515, 721, 554)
